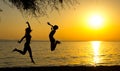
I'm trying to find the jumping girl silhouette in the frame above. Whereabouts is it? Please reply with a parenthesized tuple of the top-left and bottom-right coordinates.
(13, 21, 35, 64)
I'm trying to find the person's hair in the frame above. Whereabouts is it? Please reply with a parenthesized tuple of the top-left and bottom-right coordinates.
(53, 25, 58, 30)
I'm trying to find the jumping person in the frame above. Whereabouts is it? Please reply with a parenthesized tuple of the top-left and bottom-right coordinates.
(47, 22, 61, 51)
(13, 21, 35, 64)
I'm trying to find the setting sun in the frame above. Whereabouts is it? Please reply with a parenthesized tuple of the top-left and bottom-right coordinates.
(88, 14, 104, 29)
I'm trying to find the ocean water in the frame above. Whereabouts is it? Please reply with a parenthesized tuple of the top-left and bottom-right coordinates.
(0, 40, 120, 67)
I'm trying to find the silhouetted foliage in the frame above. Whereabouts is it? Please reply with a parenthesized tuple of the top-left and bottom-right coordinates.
(0, 8, 3, 12)
(4, 0, 79, 16)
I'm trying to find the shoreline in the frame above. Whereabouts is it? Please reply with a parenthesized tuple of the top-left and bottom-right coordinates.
(1, 66, 120, 71)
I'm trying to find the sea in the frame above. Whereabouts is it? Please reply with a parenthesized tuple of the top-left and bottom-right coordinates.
(0, 40, 120, 68)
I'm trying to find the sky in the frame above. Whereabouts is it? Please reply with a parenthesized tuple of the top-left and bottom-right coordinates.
(0, 0, 120, 41)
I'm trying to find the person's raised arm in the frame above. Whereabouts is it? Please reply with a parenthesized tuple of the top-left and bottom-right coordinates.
(47, 22, 53, 27)
(26, 21, 31, 29)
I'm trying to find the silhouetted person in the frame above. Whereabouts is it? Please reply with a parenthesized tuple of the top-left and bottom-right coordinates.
(13, 21, 35, 64)
(47, 22, 61, 51)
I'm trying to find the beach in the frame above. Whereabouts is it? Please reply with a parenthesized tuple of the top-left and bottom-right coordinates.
(1, 66, 120, 71)
(1, 41, 120, 71)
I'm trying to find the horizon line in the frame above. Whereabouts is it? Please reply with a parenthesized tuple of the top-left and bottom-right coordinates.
(0, 39, 120, 42)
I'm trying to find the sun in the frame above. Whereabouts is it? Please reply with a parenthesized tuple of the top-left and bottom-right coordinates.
(88, 14, 104, 29)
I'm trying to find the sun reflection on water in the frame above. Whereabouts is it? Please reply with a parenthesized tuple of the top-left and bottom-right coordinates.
(91, 41, 101, 65)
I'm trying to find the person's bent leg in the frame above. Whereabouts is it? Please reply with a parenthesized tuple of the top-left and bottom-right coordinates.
(28, 46, 35, 64)
(51, 42, 56, 51)
(13, 48, 26, 55)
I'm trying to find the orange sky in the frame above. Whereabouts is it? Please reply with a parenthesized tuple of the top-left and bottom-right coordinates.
(0, 0, 120, 41)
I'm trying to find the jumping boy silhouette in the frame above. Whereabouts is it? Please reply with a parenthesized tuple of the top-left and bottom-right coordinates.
(47, 22, 61, 51)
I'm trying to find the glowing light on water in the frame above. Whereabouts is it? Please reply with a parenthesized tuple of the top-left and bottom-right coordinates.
(91, 41, 101, 65)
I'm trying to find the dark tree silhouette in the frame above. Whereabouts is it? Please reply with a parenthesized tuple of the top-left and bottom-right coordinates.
(4, 0, 79, 16)
(0, 8, 2, 12)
